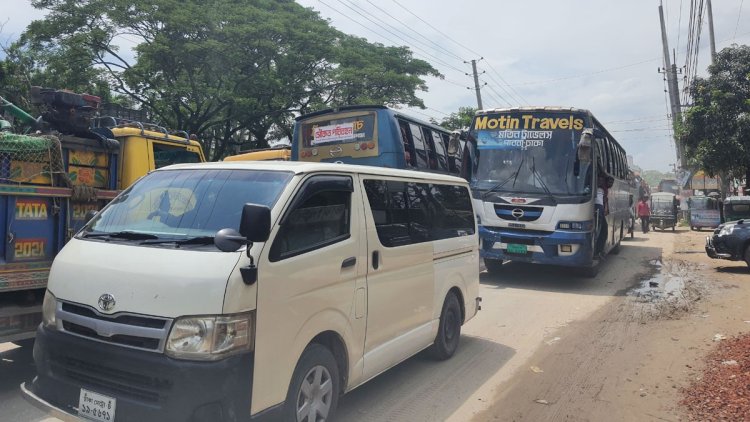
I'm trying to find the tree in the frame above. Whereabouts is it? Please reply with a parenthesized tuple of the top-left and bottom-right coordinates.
(10, 0, 440, 160)
(679, 45, 750, 194)
(437, 106, 477, 130)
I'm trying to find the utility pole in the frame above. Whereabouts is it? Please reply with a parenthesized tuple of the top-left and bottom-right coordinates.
(707, 0, 717, 63)
(658, 2, 684, 168)
(467, 59, 484, 110)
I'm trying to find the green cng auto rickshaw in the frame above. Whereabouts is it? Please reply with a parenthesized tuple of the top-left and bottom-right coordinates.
(651, 192, 678, 231)
(688, 195, 721, 230)
(722, 196, 750, 222)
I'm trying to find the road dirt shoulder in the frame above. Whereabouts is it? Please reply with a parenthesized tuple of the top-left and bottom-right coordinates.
(472, 229, 750, 421)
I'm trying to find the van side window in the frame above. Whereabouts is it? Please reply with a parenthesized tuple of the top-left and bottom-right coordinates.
(363, 179, 475, 247)
(270, 185, 351, 261)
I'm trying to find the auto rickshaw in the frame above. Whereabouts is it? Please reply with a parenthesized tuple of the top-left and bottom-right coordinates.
(650, 192, 679, 231)
(687, 194, 721, 231)
(722, 196, 750, 222)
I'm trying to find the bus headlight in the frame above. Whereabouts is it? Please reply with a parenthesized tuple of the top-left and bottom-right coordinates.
(557, 220, 593, 231)
(42, 290, 57, 329)
(166, 312, 254, 360)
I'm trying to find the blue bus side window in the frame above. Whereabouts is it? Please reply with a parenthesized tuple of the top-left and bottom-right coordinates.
(408, 123, 429, 169)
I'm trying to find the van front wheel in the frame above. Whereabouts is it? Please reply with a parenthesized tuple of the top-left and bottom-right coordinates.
(427, 293, 462, 360)
(284, 344, 340, 422)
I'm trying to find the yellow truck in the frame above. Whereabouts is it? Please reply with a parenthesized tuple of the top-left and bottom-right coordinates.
(0, 88, 205, 344)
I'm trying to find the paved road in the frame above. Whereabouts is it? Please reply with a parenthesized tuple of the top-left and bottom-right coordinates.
(0, 236, 654, 422)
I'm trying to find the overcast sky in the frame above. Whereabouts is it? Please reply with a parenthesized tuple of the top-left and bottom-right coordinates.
(2, 0, 748, 172)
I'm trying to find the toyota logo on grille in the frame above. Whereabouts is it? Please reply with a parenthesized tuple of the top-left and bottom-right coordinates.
(329, 146, 343, 157)
(98, 294, 116, 312)
(511, 208, 525, 219)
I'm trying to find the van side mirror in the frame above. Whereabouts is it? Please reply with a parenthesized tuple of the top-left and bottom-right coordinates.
(239, 203, 271, 242)
(84, 209, 98, 225)
(214, 203, 271, 252)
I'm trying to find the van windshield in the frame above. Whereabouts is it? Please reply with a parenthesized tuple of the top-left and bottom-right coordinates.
(82, 169, 292, 239)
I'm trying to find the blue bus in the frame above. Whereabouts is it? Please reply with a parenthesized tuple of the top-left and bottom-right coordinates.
(292, 105, 463, 175)
(466, 107, 635, 277)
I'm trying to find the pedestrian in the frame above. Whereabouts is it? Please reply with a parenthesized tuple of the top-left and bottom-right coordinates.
(638, 195, 651, 233)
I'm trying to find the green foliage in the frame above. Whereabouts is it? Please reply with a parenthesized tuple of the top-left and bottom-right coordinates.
(3, 0, 440, 160)
(438, 106, 477, 130)
(679, 45, 750, 183)
(640, 169, 673, 190)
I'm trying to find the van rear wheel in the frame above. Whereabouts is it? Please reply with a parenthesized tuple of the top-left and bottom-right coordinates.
(427, 293, 462, 360)
(284, 344, 340, 422)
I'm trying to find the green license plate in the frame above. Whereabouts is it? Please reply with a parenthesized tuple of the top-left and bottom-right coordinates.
(506, 243, 528, 254)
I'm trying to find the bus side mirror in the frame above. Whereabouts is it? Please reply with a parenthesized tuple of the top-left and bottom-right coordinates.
(447, 131, 462, 156)
(577, 129, 593, 163)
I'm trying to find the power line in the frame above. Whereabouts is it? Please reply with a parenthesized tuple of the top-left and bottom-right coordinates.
(319, 0, 468, 77)
(362, 0, 465, 62)
(390, 0, 483, 58)
(734, 0, 745, 41)
(480, 66, 525, 106)
(507, 58, 660, 87)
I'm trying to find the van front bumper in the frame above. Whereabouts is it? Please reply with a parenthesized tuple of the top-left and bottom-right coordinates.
(24, 326, 281, 422)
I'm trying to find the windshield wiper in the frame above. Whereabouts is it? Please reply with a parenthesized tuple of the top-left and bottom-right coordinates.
(81, 231, 158, 240)
(481, 156, 526, 200)
(530, 157, 557, 204)
(139, 236, 215, 246)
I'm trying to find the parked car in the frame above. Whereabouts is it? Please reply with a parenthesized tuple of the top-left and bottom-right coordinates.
(705, 219, 750, 268)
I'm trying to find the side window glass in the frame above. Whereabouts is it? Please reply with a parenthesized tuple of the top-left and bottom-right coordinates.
(431, 184, 475, 240)
(364, 179, 475, 247)
(398, 120, 416, 167)
(270, 181, 351, 260)
(408, 123, 429, 169)
(431, 130, 449, 171)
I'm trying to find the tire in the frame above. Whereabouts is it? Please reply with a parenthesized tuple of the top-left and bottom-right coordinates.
(690, 226, 695, 231)
(577, 263, 599, 278)
(611, 241, 621, 254)
(284, 344, 340, 422)
(427, 293, 462, 360)
(484, 258, 504, 275)
(744, 246, 750, 269)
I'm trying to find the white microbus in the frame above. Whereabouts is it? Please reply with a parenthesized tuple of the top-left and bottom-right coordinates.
(465, 107, 635, 277)
(22, 161, 480, 422)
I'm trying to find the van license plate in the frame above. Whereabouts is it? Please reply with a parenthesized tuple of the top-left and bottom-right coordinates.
(78, 388, 116, 421)
(506, 243, 527, 254)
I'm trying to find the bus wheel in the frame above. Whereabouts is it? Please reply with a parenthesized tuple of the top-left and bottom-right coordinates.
(484, 258, 504, 275)
(428, 292, 462, 360)
(577, 263, 599, 278)
(284, 344, 340, 422)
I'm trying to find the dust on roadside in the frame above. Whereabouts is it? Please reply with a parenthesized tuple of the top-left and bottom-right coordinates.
(471, 229, 750, 422)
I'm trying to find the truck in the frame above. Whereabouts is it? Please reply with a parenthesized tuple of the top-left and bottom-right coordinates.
(0, 87, 205, 345)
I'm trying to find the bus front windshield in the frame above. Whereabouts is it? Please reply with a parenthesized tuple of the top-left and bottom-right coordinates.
(471, 113, 590, 196)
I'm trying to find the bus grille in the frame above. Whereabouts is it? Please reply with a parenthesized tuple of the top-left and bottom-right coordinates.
(494, 205, 543, 222)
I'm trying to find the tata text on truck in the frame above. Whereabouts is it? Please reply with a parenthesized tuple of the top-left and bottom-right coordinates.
(22, 161, 479, 421)
(0, 88, 204, 344)
(468, 107, 635, 277)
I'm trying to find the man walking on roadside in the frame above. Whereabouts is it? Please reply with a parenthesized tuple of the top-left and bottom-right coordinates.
(638, 195, 651, 234)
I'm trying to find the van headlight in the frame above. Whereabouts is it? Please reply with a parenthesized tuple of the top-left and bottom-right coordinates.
(42, 290, 57, 329)
(166, 312, 254, 360)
